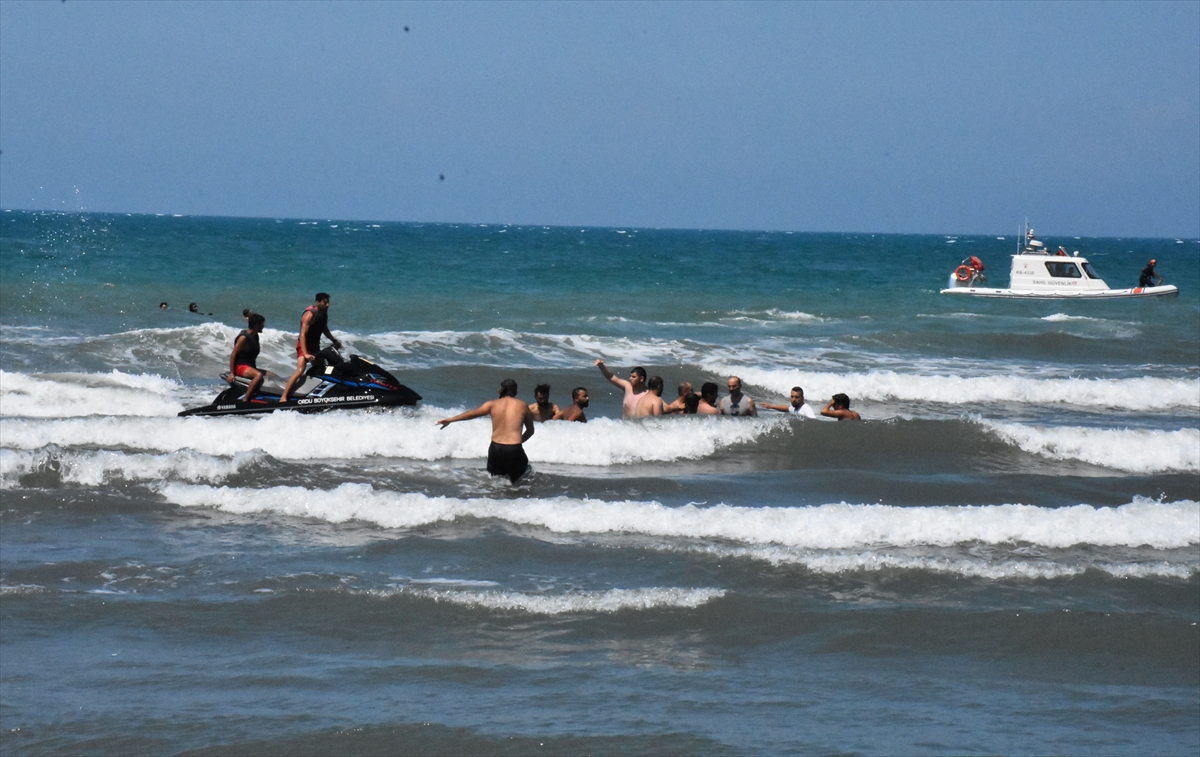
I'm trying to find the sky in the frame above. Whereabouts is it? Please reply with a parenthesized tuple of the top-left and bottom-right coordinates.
(1, 0, 1197, 237)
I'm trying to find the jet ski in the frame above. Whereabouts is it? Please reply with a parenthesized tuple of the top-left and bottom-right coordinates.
(179, 349, 421, 417)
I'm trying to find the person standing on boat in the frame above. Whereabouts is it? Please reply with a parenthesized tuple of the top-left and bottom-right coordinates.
(1139, 259, 1162, 288)
(280, 292, 342, 403)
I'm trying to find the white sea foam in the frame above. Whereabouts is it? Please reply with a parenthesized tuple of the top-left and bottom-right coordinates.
(159, 484, 1200, 551)
(384, 586, 725, 614)
(725, 366, 1200, 411)
(0, 447, 264, 487)
(1041, 313, 1106, 323)
(727, 309, 822, 322)
(978, 420, 1200, 473)
(676, 543, 1196, 579)
(0, 370, 185, 417)
(0, 409, 782, 466)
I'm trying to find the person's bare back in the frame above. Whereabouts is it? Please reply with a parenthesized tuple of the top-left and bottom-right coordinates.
(489, 396, 534, 443)
(437, 378, 536, 483)
(436, 382, 535, 445)
(632, 376, 666, 417)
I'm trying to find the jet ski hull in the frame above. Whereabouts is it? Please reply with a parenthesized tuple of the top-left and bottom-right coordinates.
(179, 353, 420, 417)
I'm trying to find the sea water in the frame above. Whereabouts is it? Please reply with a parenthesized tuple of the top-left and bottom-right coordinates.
(1, 211, 1197, 755)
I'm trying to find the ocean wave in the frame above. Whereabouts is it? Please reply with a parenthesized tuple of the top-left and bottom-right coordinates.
(978, 420, 1200, 473)
(1041, 313, 1110, 323)
(159, 484, 1200, 551)
(724, 367, 1200, 411)
(677, 543, 1196, 579)
(370, 586, 725, 614)
(0, 447, 266, 488)
(3, 408, 1196, 474)
(0, 369, 185, 417)
(726, 309, 823, 322)
(0, 409, 783, 465)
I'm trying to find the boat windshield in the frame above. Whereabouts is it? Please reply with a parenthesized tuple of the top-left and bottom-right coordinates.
(1045, 261, 1083, 278)
(1081, 262, 1100, 279)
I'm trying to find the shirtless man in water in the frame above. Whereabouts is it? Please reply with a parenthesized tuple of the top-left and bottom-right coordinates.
(696, 382, 721, 415)
(528, 384, 560, 422)
(437, 378, 536, 483)
(595, 360, 648, 418)
(821, 393, 861, 421)
(633, 376, 667, 417)
(553, 387, 589, 422)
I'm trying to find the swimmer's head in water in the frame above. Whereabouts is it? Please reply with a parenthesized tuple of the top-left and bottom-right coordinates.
(647, 376, 664, 394)
(629, 367, 647, 384)
(727, 376, 742, 392)
(572, 387, 589, 406)
(499, 378, 518, 398)
(677, 381, 693, 397)
(684, 392, 700, 414)
(159, 302, 168, 309)
(700, 382, 719, 402)
(534, 383, 550, 402)
(189, 302, 199, 312)
(790, 387, 804, 406)
(832, 393, 851, 409)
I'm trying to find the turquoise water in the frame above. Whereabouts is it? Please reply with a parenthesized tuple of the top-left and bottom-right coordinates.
(2, 210, 1198, 755)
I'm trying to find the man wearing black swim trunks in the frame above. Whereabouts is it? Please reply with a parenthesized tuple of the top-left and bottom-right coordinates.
(436, 378, 536, 483)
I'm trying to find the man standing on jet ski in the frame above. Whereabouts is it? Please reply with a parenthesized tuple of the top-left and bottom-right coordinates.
(280, 292, 342, 403)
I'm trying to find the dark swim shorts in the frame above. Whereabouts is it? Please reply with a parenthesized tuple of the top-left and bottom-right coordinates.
(487, 441, 529, 484)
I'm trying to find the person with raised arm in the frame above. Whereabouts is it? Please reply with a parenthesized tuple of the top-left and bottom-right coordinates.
(760, 386, 817, 419)
(437, 378, 536, 483)
(594, 359, 648, 418)
(821, 393, 861, 421)
(664, 381, 694, 414)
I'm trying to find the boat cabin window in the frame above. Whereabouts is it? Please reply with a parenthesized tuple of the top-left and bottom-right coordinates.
(1044, 261, 1082, 278)
(1081, 262, 1100, 279)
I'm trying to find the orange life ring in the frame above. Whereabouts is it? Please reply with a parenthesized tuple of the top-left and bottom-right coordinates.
(955, 265, 973, 282)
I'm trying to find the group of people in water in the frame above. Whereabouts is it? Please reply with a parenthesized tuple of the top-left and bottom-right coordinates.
(223, 291, 860, 485)
(436, 360, 861, 484)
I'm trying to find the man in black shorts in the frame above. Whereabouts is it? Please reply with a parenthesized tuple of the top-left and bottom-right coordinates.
(436, 378, 536, 483)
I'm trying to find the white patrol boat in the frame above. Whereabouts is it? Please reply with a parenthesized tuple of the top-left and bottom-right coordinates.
(941, 225, 1178, 299)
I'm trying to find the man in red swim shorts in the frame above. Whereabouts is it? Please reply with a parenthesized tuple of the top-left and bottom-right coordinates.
(280, 292, 342, 403)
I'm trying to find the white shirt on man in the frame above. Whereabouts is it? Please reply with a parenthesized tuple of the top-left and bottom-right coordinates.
(790, 403, 817, 419)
